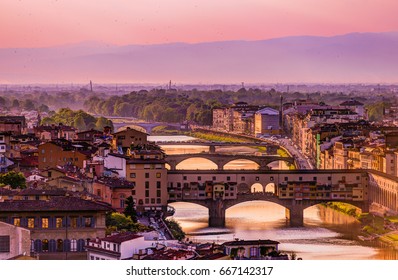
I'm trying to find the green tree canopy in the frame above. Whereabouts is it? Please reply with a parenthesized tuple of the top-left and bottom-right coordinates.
(0, 171, 26, 189)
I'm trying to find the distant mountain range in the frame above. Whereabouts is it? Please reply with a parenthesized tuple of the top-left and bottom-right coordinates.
(1, 32, 398, 84)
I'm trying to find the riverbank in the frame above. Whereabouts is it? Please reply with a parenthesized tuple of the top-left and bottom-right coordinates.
(323, 202, 398, 247)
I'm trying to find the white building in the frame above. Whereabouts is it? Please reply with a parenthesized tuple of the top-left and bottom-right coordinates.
(254, 107, 280, 136)
(0, 221, 31, 260)
(99, 153, 127, 178)
(86, 232, 148, 260)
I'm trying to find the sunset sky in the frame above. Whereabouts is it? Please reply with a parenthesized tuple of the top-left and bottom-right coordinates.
(1, 0, 398, 48)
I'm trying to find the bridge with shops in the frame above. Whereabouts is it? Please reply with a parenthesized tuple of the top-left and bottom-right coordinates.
(166, 169, 398, 227)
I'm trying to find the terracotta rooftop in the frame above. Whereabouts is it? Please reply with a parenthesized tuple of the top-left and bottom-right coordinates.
(0, 196, 114, 212)
(222, 239, 279, 247)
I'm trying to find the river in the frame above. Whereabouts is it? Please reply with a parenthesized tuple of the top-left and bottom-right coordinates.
(150, 135, 398, 260)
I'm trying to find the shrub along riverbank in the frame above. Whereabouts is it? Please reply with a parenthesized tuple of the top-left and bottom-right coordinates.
(323, 202, 398, 246)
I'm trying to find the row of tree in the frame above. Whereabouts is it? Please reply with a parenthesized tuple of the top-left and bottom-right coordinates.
(41, 108, 114, 132)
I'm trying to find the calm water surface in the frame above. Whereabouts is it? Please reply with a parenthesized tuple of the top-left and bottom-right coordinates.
(152, 135, 398, 260)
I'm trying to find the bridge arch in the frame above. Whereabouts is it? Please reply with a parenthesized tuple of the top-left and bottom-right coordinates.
(175, 157, 218, 170)
(266, 158, 295, 170)
(223, 159, 260, 170)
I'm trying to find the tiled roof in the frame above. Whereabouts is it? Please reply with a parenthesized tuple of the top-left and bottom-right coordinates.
(0, 196, 114, 212)
(0, 187, 18, 196)
(222, 239, 279, 246)
(17, 188, 67, 196)
(101, 232, 142, 244)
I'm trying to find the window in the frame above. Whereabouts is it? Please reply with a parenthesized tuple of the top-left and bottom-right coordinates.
(284, 177, 288, 181)
(198, 176, 201, 181)
(145, 190, 149, 197)
(42, 239, 49, 252)
(144, 164, 150, 169)
(132, 190, 136, 195)
(84, 217, 92, 227)
(299, 177, 302, 181)
(156, 181, 161, 189)
(70, 217, 77, 228)
(130, 173, 136, 178)
(129, 164, 136, 170)
(270, 176, 274, 181)
(120, 194, 125, 208)
(183, 176, 187, 180)
(327, 176, 331, 181)
(0, 236, 10, 252)
(145, 181, 149, 188)
(156, 173, 161, 178)
(157, 198, 161, 204)
(56, 217, 63, 228)
(41, 218, 49, 228)
(212, 176, 216, 181)
(227, 176, 230, 181)
(70, 239, 77, 252)
(241, 176, 245, 181)
(13, 217, 21, 227)
(313, 177, 317, 181)
(145, 198, 149, 204)
(157, 190, 161, 197)
(151, 198, 155, 204)
(145, 173, 149, 178)
(255, 177, 259, 181)
(27, 218, 35, 228)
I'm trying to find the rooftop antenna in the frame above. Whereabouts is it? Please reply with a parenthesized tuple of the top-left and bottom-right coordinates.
(169, 80, 172, 90)
(90, 80, 93, 92)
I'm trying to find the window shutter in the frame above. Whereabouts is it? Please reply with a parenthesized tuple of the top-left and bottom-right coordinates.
(63, 239, 71, 252)
(49, 239, 56, 252)
(90, 216, 95, 228)
(49, 217, 55, 228)
(62, 217, 66, 227)
(77, 239, 85, 252)
(38, 217, 42, 228)
(76, 216, 81, 227)
(21, 217, 27, 227)
(35, 240, 42, 253)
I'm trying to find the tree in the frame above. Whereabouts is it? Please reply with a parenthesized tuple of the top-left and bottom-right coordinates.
(73, 115, 86, 131)
(23, 99, 35, 111)
(123, 196, 138, 223)
(95, 117, 110, 131)
(106, 212, 134, 230)
(0, 171, 26, 189)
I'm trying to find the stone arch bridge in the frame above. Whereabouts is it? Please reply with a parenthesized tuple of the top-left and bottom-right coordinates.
(165, 153, 296, 171)
(171, 193, 367, 227)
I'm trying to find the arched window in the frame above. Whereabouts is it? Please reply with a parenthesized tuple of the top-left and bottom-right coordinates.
(57, 239, 64, 252)
(71, 239, 77, 252)
(250, 247, 258, 258)
(42, 239, 49, 252)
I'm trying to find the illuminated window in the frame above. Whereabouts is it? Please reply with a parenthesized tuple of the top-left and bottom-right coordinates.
(13, 217, 21, 227)
(156, 173, 161, 178)
(56, 217, 63, 228)
(27, 218, 35, 228)
(70, 217, 77, 228)
(42, 218, 49, 228)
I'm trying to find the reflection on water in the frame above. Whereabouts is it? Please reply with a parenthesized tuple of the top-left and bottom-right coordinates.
(170, 201, 398, 260)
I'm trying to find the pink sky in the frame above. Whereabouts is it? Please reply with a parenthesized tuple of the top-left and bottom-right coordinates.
(1, 0, 398, 48)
